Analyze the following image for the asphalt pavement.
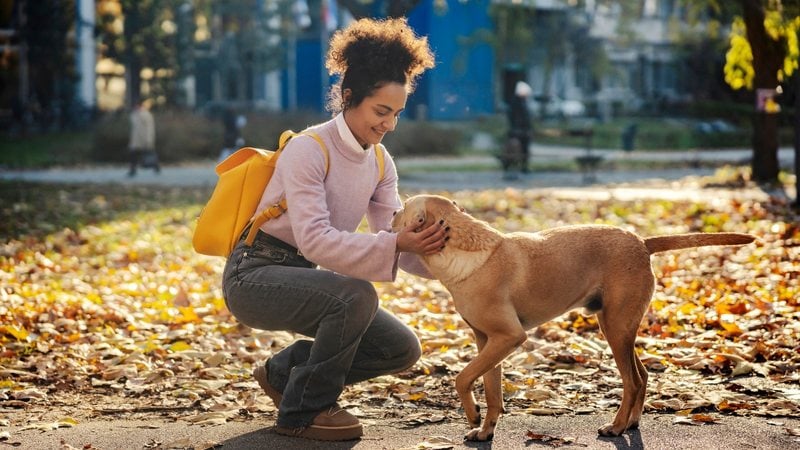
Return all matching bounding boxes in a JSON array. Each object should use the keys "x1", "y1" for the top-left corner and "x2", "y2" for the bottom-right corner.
[{"x1": 7, "y1": 409, "x2": 799, "y2": 449}]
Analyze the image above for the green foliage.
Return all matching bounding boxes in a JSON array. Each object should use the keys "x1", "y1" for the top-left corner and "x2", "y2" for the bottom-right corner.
[
  {"x1": 0, "y1": 132, "x2": 93, "y2": 168},
  {"x1": 487, "y1": 4, "x2": 537, "y2": 67},
  {"x1": 531, "y1": 115, "x2": 771, "y2": 151}
]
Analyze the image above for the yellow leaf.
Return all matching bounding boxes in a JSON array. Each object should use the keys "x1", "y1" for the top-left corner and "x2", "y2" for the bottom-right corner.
[
  {"x1": 169, "y1": 341, "x2": 192, "y2": 352},
  {"x1": 177, "y1": 306, "x2": 200, "y2": 323},
  {"x1": 503, "y1": 380, "x2": 519, "y2": 395},
  {"x1": 406, "y1": 392, "x2": 426, "y2": 401},
  {"x1": 0, "y1": 325, "x2": 29, "y2": 342}
]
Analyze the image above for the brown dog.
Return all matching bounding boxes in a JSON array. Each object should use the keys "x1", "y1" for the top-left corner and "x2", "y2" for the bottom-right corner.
[{"x1": 391, "y1": 194, "x2": 755, "y2": 441}]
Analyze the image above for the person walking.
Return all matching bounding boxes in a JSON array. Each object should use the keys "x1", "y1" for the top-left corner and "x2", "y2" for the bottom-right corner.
[
  {"x1": 127, "y1": 100, "x2": 159, "y2": 176},
  {"x1": 221, "y1": 17, "x2": 444, "y2": 441},
  {"x1": 504, "y1": 80, "x2": 532, "y2": 177}
]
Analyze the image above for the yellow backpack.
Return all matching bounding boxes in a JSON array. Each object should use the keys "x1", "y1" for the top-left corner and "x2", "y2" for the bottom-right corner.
[{"x1": 192, "y1": 130, "x2": 386, "y2": 257}]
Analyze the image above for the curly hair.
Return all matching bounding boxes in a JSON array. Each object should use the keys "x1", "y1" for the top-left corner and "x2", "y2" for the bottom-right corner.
[{"x1": 325, "y1": 17, "x2": 435, "y2": 113}]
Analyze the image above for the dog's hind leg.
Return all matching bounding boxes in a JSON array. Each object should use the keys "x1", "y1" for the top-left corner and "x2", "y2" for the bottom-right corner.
[
  {"x1": 595, "y1": 308, "x2": 649, "y2": 437},
  {"x1": 627, "y1": 349, "x2": 648, "y2": 429},
  {"x1": 457, "y1": 320, "x2": 526, "y2": 441}
]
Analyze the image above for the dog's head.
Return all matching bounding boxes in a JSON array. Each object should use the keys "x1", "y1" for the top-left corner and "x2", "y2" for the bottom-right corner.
[
  {"x1": 391, "y1": 194, "x2": 462, "y2": 233},
  {"x1": 392, "y1": 194, "x2": 501, "y2": 252}
]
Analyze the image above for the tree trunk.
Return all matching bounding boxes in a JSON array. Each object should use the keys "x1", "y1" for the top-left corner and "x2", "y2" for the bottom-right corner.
[
  {"x1": 387, "y1": 0, "x2": 423, "y2": 18},
  {"x1": 337, "y1": 0, "x2": 422, "y2": 19},
  {"x1": 123, "y1": 2, "x2": 142, "y2": 107},
  {"x1": 742, "y1": 0, "x2": 783, "y2": 184},
  {"x1": 795, "y1": 69, "x2": 800, "y2": 208}
]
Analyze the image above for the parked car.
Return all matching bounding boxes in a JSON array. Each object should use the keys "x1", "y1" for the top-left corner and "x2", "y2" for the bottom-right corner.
[
  {"x1": 694, "y1": 119, "x2": 738, "y2": 134},
  {"x1": 529, "y1": 97, "x2": 587, "y2": 118}
]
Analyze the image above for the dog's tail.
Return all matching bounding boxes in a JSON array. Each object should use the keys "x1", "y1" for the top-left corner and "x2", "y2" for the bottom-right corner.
[{"x1": 645, "y1": 232, "x2": 756, "y2": 255}]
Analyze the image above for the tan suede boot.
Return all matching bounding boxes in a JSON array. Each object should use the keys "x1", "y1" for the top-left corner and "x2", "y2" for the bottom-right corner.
[{"x1": 274, "y1": 406, "x2": 363, "y2": 441}]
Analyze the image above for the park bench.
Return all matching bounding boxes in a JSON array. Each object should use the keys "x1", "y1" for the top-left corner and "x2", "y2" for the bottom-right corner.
[
  {"x1": 568, "y1": 128, "x2": 603, "y2": 184},
  {"x1": 542, "y1": 127, "x2": 603, "y2": 183}
]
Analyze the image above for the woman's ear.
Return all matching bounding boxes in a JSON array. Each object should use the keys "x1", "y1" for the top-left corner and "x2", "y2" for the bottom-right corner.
[{"x1": 342, "y1": 88, "x2": 352, "y2": 108}]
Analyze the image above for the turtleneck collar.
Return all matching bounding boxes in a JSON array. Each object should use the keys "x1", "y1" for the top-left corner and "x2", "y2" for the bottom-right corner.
[{"x1": 335, "y1": 112, "x2": 374, "y2": 156}]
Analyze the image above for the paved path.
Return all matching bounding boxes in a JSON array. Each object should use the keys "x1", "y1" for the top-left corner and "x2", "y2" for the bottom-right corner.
[
  {"x1": 0, "y1": 146, "x2": 795, "y2": 194},
  {"x1": 8, "y1": 410, "x2": 799, "y2": 449}
]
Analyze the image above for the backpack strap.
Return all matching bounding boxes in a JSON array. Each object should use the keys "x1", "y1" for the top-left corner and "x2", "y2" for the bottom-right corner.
[
  {"x1": 280, "y1": 130, "x2": 330, "y2": 174},
  {"x1": 375, "y1": 143, "x2": 386, "y2": 181},
  {"x1": 244, "y1": 131, "x2": 329, "y2": 246}
]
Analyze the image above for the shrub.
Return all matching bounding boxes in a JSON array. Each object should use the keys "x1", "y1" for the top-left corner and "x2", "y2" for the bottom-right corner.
[
  {"x1": 92, "y1": 109, "x2": 219, "y2": 163},
  {"x1": 239, "y1": 110, "x2": 329, "y2": 150},
  {"x1": 90, "y1": 109, "x2": 463, "y2": 163},
  {"x1": 382, "y1": 120, "x2": 464, "y2": 156},
  {"x1": 0, "y1": 131, "x2": 93, "y2": 168},
  {"x1": 244, "y1": 112, "x2": 464, "y2": 157}
]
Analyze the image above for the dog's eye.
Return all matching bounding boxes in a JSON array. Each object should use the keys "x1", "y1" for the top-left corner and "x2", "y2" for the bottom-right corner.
[{"x1": 392, "y1": 211, "x2": 397, "y2": 216}]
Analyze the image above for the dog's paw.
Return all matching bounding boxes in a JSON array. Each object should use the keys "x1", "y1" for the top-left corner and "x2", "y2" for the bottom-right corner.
[
  {"x1": 597, "y1": 423, "x2": 624, "y2": 437},
  {"x1": 465, "y1": 404, "x2": 481, "y2": 428},
  {"x1": 464, "y1": 428, "x2": 494, "y2": 442}
]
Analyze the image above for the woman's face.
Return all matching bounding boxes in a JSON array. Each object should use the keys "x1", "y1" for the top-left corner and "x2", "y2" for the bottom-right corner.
[{"x1": 344, "y1": 82, "x2": 407, "y2": 148}]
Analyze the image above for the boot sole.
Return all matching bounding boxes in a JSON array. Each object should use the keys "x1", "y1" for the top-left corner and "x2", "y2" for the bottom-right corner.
[
  {"x1": 253, "y1": 364, "x2": 282, "y2": 406},
  {"x1": 274, "y1": 423, "x2": 363, "y2": 441}
]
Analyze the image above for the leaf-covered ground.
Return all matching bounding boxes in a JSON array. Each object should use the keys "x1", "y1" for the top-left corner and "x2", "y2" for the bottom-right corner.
[{"x1": 1, "y1": 177, "x2": 799, "y2": 439}]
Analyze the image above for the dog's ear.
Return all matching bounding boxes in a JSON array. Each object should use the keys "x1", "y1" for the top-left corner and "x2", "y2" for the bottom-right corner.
[
  {"x1": 401, "y1": 196, "x2": 429, "y2": 230},
  {"x1": 444, "y1": 205, "x2": 502, "y2": 252},
  {"x1": 418, "y1": 200, "x2": 436, "y2": 230}
]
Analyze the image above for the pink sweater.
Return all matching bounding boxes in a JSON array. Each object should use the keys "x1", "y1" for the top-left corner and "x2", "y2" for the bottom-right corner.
[{"x1": 255, "y1": 117, "x2": 430, "y2": 282}]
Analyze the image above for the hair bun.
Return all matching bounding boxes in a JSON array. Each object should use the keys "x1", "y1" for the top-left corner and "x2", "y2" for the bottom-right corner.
[{"x1": 326, "y1": 17, "x2": 434, "y2": 84}]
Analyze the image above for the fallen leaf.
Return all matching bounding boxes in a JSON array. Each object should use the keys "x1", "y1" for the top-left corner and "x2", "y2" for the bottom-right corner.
[
  {"x1": 398, "y1": 436, "x2": 456, "y2": 450},
  {"x1": 525, "y1": 430, "x2": 585, "y2": 447}
]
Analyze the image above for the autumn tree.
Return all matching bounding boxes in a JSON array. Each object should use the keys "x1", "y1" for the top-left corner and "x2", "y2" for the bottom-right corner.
[
  {"x1": 192, "y1": 0, "x2": 290, "y2": 103},
  {"x1": 97, "y1": 0, "x2": 296, "y2": 107},
  {"x1": 18, "y1": 0, "x2": 76, "y2": 130},
  {"x1": 96, "y1": 0, "x2": 182, "y2": 107},
  {"x1": 711, "y1": 0, "x2": 799, "y2": 184}
]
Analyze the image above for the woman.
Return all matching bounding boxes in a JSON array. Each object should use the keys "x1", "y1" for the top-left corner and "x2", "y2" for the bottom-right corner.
[{"x1": 222, "y1": 18, "x2": 443, "y2": 441}]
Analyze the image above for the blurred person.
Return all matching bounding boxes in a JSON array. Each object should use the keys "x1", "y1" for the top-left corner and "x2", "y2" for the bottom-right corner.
[
  {"x1": 219, "y1": 107, "x2": 247, "y2": 161},
  {"x1": 221, "y1": 17, "x2": 445, "y2": 441},
  {"x1": 127, "y1": 100, "x2": 159, "y2": 176},
  {"x1": 504, "y1": 80, "x2": 532, "y2": 177}
]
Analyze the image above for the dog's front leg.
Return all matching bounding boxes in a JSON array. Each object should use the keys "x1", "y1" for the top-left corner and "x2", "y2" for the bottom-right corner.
[
  {"x1": 457, "y1": 326, "x2": 525, "y2": 441},
  {"x1": 458, "y1": 328, "x2": 485, "y2": 433},
  {"x1": 473, "y1": 358, "x2": 504, "y2": 441}
]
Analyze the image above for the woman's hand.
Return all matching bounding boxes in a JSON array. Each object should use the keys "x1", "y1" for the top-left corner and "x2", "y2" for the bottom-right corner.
[{"x1": 396, "y1": 219, "x2": 449, "y2": 255}]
